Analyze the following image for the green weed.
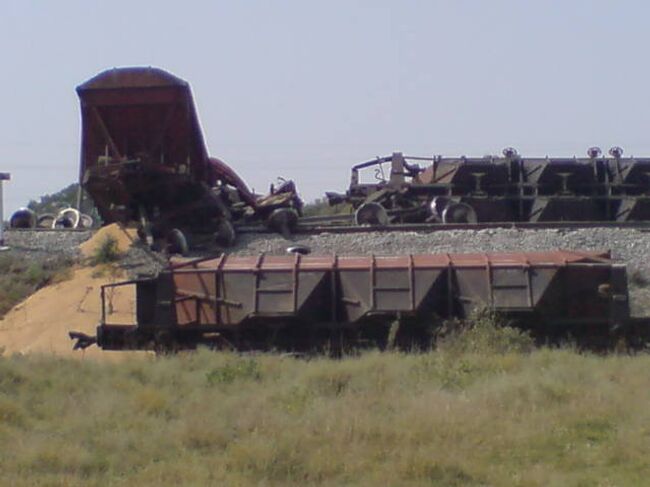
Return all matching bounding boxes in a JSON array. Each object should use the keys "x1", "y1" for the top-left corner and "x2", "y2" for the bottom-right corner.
[
  {"x1": 206, "y1": 358, "x2": 261, "y2": 385},
  {"x1": 0, "y1": 255, "x2": 74, "y2": 317},
  {"x1": 438, "y1": 308, "x2": 534, "y2": 355},
  {"x1": 89, "y1": 235, "x2": 121, "y2": 265}
]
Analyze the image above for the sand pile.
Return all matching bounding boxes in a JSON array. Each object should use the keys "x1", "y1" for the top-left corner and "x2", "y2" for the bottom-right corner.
[
  {"x1": 0, "y1": 267, "x2": 139, "y2": 360},
  {"x1": 0, "y1": 224, "x2": 146, "y2": 360},
  {"x1": 79, "y1": 223, "x2": 138, "y2": 259}
]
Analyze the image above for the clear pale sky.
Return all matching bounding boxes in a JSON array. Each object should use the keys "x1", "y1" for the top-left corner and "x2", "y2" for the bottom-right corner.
[{"x1": 2, "y1": 0, "x2": 650, "y2": 214}]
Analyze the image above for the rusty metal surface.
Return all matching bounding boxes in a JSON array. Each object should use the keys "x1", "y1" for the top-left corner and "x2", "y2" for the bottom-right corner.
[
  {"x1": 77, "y1": 67, "x2": 212, "y2": 188},
  {"x1": 330, "y1": 150, "x2": 650, "y2": 224},
  {"x1": 77, "y1": 67, "x2": 302, "y2": 249},
  {"x1": 169, "y1": 251, "x2": 618, "y2": 326},
  {"x1": 87, "y1": 250, "x2": 635, "y2": 351},
  {"x1": 170, "y1": 250, "x2": 607, "y2": 270},
  {"x1": 78, "y1": 67, "x2": 227, "y2": 230}
]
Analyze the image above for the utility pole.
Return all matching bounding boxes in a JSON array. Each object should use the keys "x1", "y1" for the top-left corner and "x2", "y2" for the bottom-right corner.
[{"x1": 0, "y1": 173, "x2": 10, "y2": 250}]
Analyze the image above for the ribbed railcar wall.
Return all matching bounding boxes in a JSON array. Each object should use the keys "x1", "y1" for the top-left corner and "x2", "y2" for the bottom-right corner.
[
  {"x1": 162, "y1": 251, "x2": 628, "y2": 329},
  {"x1": 92, "y1": 250, "x2": 634, "y2": 351}
]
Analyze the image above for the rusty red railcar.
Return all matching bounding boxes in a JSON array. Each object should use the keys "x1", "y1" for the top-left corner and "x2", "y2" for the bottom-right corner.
[
  {"x1": 76, "y1": 250, "x2": 640, "y2": 352},
  {"x1": 77, "y1": 67, "x2": 301, "y2": 250}
]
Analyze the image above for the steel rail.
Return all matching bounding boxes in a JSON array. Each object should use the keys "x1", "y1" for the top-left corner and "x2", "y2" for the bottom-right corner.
[{"x1": 237, "y1": 220, "x2": 650, "y2": 235}]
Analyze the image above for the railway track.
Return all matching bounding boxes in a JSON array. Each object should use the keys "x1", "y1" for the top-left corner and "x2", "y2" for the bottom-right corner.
[
  {"x1": 238, "y1": 219, "x2": 650, "y2": 235},
  {"x1": 8, "y1": 219, "x2": 650, "y2": 240},
  {"x1": 6, "y1": 228, "x2": 91, "y2": 233}
]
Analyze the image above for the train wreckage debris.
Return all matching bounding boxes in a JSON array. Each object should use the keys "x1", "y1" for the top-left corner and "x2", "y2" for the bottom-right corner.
[
  {"x1": 5, "y1": 66, "x2": 649, "y2": 353},
  {"x1": 326, "y1": 149, "x2": 650, "y2": 225},
  {"x1": 75, "y1": 67, "x2": 302, "y2": 251}
]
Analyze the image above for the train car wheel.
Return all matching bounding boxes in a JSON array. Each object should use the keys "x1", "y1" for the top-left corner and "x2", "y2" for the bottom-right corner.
[
  {"x1": 442, "y1": 202, "x2": 477, "y2": 224},
  {"x1": 36, "y1": 214, "x2": 56, "y2": 228},
  {"x1": 215, "y1": 220, "x2": 236, "y2": 247},
  {"x1": 354, "y1": 202, "x2": 389, "y2": 226},
  {"x1": 53, "y1": 208, "x2": 81, "y2": 229},
  {"x1": 166, "y1": 228, "x2": 189, "y2": 256},
  {"x1": 267, "y1": 208, "x2": 299, "y2": 238},
  {"x1": 10, "y1": 208, "x2": 37, "y2": 228}
]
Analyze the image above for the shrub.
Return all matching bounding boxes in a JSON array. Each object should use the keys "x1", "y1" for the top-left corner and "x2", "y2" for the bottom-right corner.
[
  {"x1": 90, "y1": 235, "x2": 121, "y2": 265},
  {"x1": 206, "y1": 358, "x2": 261, "y2": 385},
  {"x1": 438, "y1": 308, "x2": 534, "y2": 355},
  {"x1": 301, "y1": 198, "x2": 351, "y2": 217}
]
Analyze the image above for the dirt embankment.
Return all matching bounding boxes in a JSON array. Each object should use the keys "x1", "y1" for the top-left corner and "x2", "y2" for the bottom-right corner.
[{"x1": 0, "y1": 224, "x2": 145, "y2": 360}]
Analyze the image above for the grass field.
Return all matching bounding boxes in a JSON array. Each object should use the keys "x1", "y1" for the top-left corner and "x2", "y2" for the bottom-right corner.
[
  {"x1": 0, "y1": 254, "x2": 73, "y2": 318},
  {"x1": 2, "y1": 327, "x2": 650, "y2": 486}
]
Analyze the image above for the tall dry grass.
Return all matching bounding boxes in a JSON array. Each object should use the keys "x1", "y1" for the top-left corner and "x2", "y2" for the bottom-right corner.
[{"x1": 1, "y1": 339, "x2": 650, "y2": 486}]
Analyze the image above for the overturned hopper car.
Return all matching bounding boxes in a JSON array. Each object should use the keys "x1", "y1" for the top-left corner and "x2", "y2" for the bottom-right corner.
[
  {"x1": 70, "y1": 250, "x2": 647, "y2": 352},
  {"x1": 326, "y1": 149, "x2": 650, "y2": 225},
  {"x1": 77, "y1": 67, "x2": 302, "y2": 251}
]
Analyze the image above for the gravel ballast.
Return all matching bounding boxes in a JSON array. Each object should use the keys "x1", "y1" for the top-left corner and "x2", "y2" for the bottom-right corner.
[
  {"x1": 7, "y1": 227, "x2": 646, "y2": 269},
  {"x1": 4, "y1": 226, "x2": 650, "y2": 315},
  {"x1": 232, "y1": 227, "x2": 650, "y2": 271},
  {"x1": 3, "y1": 229, "x2": 93, "y2": 261}
]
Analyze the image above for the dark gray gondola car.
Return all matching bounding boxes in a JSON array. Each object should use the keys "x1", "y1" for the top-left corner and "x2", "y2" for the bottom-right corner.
[{"x1": 71, "y1": 250, "x2": 643, "y2": 352}]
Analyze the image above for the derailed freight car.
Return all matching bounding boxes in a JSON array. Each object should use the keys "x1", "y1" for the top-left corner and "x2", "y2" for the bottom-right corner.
[
  {"x1": 70, "y1": 250, "x2": 647, "y2": 352},
  {"x1": 77, "y1": 67, "x2": 302, "y2": 251},
  {"x1": 326, "y1": 149, "x2": 650, "y2": 225}
]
